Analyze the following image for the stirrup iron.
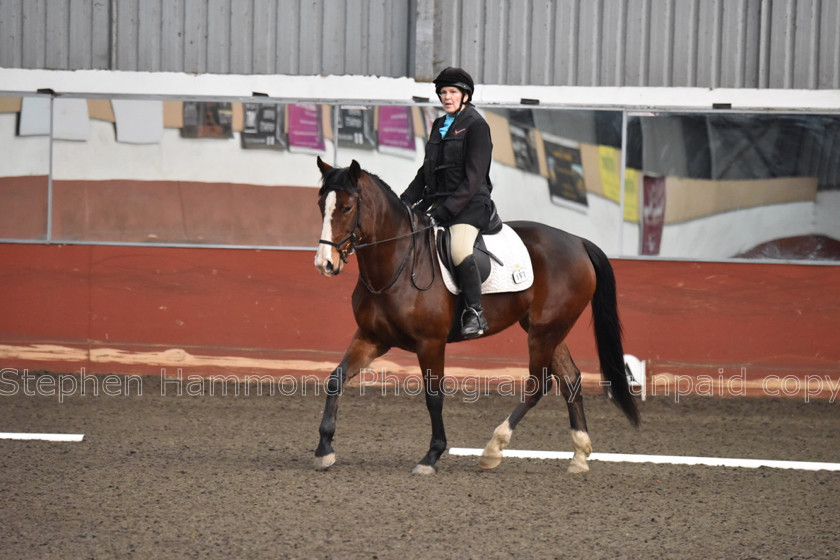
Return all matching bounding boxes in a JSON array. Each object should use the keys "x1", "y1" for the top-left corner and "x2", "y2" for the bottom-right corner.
[{"x1": 461, "y1": 306, "x2": 488, "y2": 339}]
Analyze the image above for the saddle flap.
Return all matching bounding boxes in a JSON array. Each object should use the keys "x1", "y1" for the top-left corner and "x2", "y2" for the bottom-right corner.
[
  {"x1": 435, "y1": 227, "x2": 491, "y2": 283},
  {"x1": 435, "y1": 224, "x2": 533, "y2": 295}
]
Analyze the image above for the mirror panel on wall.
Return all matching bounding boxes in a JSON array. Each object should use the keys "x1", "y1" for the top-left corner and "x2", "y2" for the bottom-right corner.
[
  {"x1": 483, "y1": 107, "x2": 625, "y2": 255},
  {"x1": 624, "y1": 111, "x2": 840, "y2": 261},
  {"x1": 49, "y1": 97, "x2": 332, "y2": 247},
  {"x1": 44, "y1": 98, "x2": 432, "y2": 248},
  {"x1": 1, "y1": 93, "x2": 837, "y2": 263},
  {"x1": 0, "y1": 94, "x2": 51, "y2": 241}
]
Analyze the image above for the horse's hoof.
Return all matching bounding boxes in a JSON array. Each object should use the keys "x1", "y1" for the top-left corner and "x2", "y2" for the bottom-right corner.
[
  {"x1": 478, "y1": 452, "x2": 503, "y2": 470},
  {"x1": 567, "y1": 457, "x2": 589, "y2": 473},
  {"x1": 479, "y1": 419, "x2": 511, "y2": 470},
  {"x1": 314, "y1": 453, "x2": 336, "y2": 471},
  {"x1": 411, "y1": 464, "x2": 437, "y2": 476}
]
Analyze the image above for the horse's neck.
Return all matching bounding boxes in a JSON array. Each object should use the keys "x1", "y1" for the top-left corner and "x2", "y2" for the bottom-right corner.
[
  {"x1": 356, "y1": 188, "x2": 414, "y2": 278},
  {"x1": 361, "y1": 187, "x2": 409, "y2": 245}
]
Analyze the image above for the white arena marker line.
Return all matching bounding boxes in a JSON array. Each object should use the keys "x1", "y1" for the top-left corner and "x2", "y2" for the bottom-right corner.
[
  {"x1": 448, "y1": 448, "x2": 840, "y2": 472},
  {"x1": 0, "y1": 433, "x2": 84, "y2": 442}
]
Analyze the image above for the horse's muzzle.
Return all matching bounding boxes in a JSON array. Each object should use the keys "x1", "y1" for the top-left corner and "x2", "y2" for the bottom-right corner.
[
  {"x1": 323, "y1": 261, "x2": 341, "y2": 276},
  {"x1": 314, "y1": 249, "x2": 342, "y2": 277}
]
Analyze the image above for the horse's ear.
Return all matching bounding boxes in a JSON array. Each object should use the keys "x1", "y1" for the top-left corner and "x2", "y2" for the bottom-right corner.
[
  {"x1": 348, "y1": 160, "x2": 361, "y2": 184},
  {"x1": 316, "y1": 156, "x2": 332, "y2": 176}
]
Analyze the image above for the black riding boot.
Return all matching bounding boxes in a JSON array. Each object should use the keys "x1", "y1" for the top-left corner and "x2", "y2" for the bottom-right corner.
[{"x1": 454, "y1": 255, "x2": 489, "y2": 339}]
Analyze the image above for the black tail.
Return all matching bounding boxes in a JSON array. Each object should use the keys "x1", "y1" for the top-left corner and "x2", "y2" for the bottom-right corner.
[{"x1": 583, "y1": 239, "x2": 640, "y2": 426}]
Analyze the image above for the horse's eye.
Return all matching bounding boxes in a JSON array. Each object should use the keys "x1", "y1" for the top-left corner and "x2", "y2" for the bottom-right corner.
[{"x1": 343, "y1": 205, "x2": 353, "y2": 214}]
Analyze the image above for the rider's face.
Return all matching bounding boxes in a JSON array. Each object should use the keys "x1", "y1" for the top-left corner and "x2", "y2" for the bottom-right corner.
[{"x1": 438, "y1": 87, "x2": 466, "y2": 115}]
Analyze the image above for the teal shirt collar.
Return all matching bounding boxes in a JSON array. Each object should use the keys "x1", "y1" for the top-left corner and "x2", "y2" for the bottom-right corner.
[{"x1": 439, "y1": 113, "x2": 458, "y2": 138}]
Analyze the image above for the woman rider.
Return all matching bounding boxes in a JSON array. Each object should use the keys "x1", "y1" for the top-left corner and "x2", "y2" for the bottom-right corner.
[{"x1": 400, "y1": 67, "x2": 498, "y2": 339}]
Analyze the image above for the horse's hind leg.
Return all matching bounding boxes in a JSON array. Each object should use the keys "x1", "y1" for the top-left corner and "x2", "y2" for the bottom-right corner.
[
  {"x1": 554, "y1": 342, "x2": 592, "y2": 473},
  {"x1": 479, "y1": 340, "x2": 592, "y2": 472},
  {"x1": 479, "y1": 335, "x2": 554, "y2": 470},
  {"x1": 315, "y1": 330, "x2": 387, "y2": 470}
]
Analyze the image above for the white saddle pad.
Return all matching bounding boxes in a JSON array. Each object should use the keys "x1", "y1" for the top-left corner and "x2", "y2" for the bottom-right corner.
[{"x1": 439, "y1": 224, "x2": 534, "y2": 295}]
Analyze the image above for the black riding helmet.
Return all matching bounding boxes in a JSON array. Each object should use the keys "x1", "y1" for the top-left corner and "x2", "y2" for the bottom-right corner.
[{"x1": 433, "y1": 67, "x2": 475, "y2": 102}]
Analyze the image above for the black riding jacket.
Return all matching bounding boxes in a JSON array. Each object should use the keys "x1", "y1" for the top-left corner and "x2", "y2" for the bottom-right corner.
[{"x1": 401, "y1": 105, "x2": 493, "y2": 225}]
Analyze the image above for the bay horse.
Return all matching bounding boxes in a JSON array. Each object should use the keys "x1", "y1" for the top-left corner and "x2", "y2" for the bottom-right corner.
[{"x1": 314, "y1": 158, "x2": 639, "y2": 475}]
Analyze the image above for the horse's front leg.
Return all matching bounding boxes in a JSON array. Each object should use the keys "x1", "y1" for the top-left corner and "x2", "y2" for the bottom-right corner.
[
  {"x1": 315, "y1": 330, "x2": 387, "y2": 470},
  {"x1": 411, "y1": 339, "x2": 447, "y2": 475}
]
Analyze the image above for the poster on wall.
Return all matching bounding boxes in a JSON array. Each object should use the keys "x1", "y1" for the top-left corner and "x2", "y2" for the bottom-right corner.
[
  {"x1": 181, "y1": 102, "x2": 233, "y2": 139},
  {"x1": 641, "y1": 174, "x2": 666, "y2": 255},
  {"x1": 18, "y1": 97, "x2": 91, "y2": 140},
  {"x1": 597, "y1": 145, "x2": 640, "y2": 222},
  {"x1": 112, "y1": 100, "x2": 164, "y2": 144},
  {"x1": 241, "y1": 103, "x2": 286, "y2": 150},
  {"x1": 622, "y1": 168, "x2": 640, "y2": 223},
  {"x1": 544, "y1": 137, "x2": 587, "y2": 207},
  {"x1": 509, "y1": 123, "x2": 540, "y2": 174},
  {"x1": 337, "y1": 106, "x2": 375, "y2": 149},
  {"x1": 597, "y1": 145, "x2": 622, "y2": 202},
  {"x1": 287, "y1": 104, "x2": 325, "y2": 152},
  {"x1": 377, "y1": 105, "x2": 416, "y2": 156}
]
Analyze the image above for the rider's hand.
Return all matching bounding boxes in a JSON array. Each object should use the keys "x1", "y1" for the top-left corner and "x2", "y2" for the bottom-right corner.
[{"x1": 429, "y1": 206, "x2": 449, "y2": 224}]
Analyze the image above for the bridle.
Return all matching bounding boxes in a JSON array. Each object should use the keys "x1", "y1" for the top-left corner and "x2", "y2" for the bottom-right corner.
[
  {"x1": 319, "y1": 187, "x2": 435, "y2": 294},
  {"x1": 318, "y1": 189, "x2": 363, "y2": 265}
]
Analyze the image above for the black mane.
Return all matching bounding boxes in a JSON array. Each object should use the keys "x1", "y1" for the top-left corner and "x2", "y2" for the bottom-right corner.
[{"x1": 319, "y1": 164, "x2": 402, "y2": 205}]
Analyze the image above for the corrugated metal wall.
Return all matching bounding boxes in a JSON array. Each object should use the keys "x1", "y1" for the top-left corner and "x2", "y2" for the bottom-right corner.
[
  {"x1": 439, "y1": 0, "x2": 840, "y2": 88},
  {"x1": 1, "y1": 0, "x2": 838, "y2": 88},
  {"x1": 0, "y1": 0, "x2": 412, "y2": 76}
]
